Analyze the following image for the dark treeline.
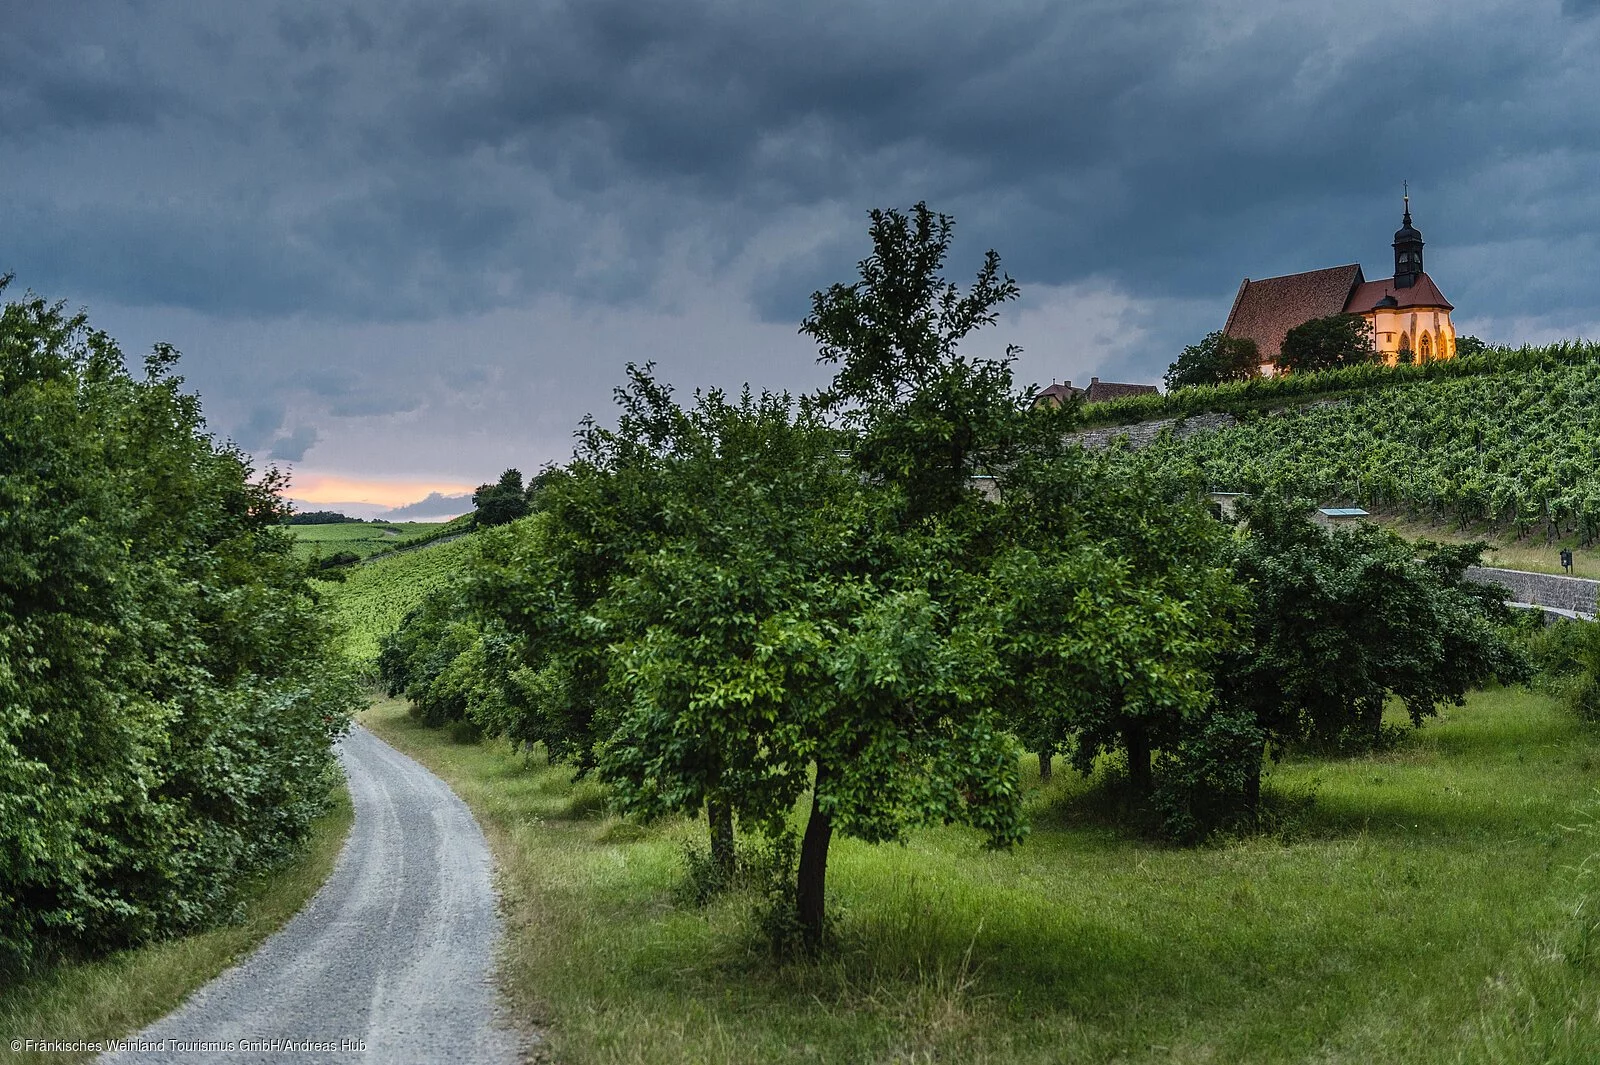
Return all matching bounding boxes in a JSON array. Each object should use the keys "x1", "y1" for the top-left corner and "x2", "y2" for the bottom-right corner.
[{"x1": 286, "y1": 510, "x2": 365, "y2": 525}]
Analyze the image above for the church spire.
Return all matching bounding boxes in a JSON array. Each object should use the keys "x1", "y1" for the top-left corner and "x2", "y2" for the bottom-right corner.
[{"x1": 1392, "y1": 183, "x2": 1424, "y2": 289}]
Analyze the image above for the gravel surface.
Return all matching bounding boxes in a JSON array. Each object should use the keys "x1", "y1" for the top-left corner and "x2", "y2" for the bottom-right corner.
[{"x1": 100, "y1": 727, "x2": 526, "y2": 1064}]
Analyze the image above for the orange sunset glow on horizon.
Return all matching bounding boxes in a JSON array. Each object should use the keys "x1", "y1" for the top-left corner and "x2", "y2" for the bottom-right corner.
[{"x1": 286, "y1": 473, "x2": 476, "y2": 508}]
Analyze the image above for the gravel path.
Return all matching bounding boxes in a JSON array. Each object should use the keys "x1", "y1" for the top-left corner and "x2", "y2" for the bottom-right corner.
[{"x1": 100, "y1": 727, "x2": 525, "y2": 1064}]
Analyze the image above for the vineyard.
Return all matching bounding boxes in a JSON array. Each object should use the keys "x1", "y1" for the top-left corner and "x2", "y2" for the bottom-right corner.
[
  {"x1": 316, "y1": 534, "x2": 479, "y2": 663},
  {"x1": 1131, "y1": 347, "x2": 1600, "y2": 542},
  {"x1": 288, "y1": 517, "x2": 468, "y2": 561}
]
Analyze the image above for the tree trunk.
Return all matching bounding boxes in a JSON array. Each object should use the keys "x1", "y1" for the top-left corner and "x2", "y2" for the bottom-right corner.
[
  {"x1": 707, "y1": 797, "x2": 735, "y2": 882},
  {"x1": 1038, "y1": 749, "x2": 1053, "y2": 783},
  {"x1": 1359, "y1": 697, "x2": 1385, "y2": 745},
  {"x1": 1243, "y1": 736, "x2": 1266, "y2": 816},
  {"x1": 796, "y1": 778, "x2": 834, "y2": 953},
  {"x1": 1124, "y1": 724, "x2": 1152, "y2": 799}
]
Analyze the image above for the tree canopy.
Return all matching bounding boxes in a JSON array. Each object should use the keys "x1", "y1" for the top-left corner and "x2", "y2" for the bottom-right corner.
[
  {"x1": 1164, "y1": 330, "x2": 1261, "y2": 390},
  {"x1": 1277, "y1": 314, "x2": 1377, "y2": 374},
  {"x1": 472, "y1": 467, "x2": 532, "y2": 527}
]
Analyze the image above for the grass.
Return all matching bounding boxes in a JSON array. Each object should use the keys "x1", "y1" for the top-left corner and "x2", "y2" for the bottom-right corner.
[
  {"x1": 0, "y1": 786, "x2": 353, "y2": 1065},
  {"x1": 361, "y1": 689, "x2": 1600, "y2": 1064},
  {"x1": 1373, "y1": 515, "x2": 1600, "y2": 579},
  {"x1": 287, "y1": 519, "x2": 463, "y2": 561}
]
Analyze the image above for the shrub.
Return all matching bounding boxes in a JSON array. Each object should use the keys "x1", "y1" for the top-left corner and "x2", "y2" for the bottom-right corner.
[{"x1": 0, "y1": 281, "x2": 359, "y2": 976}]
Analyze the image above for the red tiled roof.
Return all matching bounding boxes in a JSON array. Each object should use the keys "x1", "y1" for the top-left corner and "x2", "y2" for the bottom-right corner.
[
  {"x1": 1032, "y1": 382, "x2": 1077, "y2": 407},
  {"x1": 1033, "y1": 378, "x2": 1159, "y2": 407},
  {"x1": 1084, "y1": 379, "x2": 1158, "y2": 402},
  {"x1": 1223, "y1": 264, "x2": 1364, "y2": 359},
  {"x1": 1343, "y1": 272, "x2": 1453, "y2": 313}
]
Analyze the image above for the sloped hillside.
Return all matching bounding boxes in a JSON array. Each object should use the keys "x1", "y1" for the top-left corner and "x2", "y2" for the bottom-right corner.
[
  {"x1": 315, "y1": 534, "x2": 479, "y2": 663},
  {"x1": 1129, "y1": 347, "x2": 1600, "y2": 542}
]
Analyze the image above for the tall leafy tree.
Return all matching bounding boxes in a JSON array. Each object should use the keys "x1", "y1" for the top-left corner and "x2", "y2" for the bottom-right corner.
[
  {"x1": 801, "y1": 202, "x2": 1038, "y2": 524},
  {"x1": 989, "y1": 452, "x2": 1243, "y2": 797},
  {"x1": 472, "y1": 467, "x2": 531, "y2": 527},
  {"x1": 579, "y1": 371, "x2": 1024, "y2": 949},
  {"x1": 1277, "y1": 314, "x2": 1377, "y2": 374},
  {"x1": 1164, "y1": 330, "x2": 1261, "y2": 390},
  {"x1": 1220, "y1": 497, "x2": 1526, "y2": 799}
]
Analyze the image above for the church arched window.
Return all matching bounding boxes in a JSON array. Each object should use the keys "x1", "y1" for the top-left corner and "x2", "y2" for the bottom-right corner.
[
  {"x1": 1419, "y1": 332, "x2": 1432, "y2": 361},
  {"x1": 1399, "y1": 331, "x2": 1411, "y2": 356}
]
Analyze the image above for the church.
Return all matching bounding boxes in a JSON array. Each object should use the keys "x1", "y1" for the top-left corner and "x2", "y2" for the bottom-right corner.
[{"x1": 1222, "y1": 195, "x2": 1456, "y2": 372}]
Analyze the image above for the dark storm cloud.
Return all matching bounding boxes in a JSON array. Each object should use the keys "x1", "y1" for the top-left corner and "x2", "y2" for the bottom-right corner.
[{"x1": 4, "y1": 0, "x2": 1598, "y2": 376}]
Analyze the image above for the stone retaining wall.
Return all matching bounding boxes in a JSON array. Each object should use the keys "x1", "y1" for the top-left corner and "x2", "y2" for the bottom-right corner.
[
  {"x1": 1466, "y1": 566, "x2": 1599, "y2": 617},
  {"x1": 1070, "y1": 411, "x2": 1238, "y2": 451}
]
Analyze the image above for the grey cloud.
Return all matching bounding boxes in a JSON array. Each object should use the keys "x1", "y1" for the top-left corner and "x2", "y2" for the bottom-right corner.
[
  {"x1": 232, "y1": 403, "x2": 288, "y2": 452},
  {"x1": 268, "y1": 425, "x2": 320, "y2": 462},
  {"x1": 381, "y1": 492, "x2": 474, "y2": 520}
]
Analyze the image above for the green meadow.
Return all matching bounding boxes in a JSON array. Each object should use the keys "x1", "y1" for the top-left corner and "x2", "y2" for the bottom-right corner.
[
  {"x1": 362, "y1": 688, "x2": 1600, "y2": 1064},
  {"x1": 287, "y1": 518, "x2": 464, "y2": 561}
]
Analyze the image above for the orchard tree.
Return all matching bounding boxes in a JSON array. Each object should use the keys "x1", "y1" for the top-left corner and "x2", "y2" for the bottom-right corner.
[
  {"x1": 1276, "y1": 314, "x2": 1377, "y2": 374},
  {"x1": 500, "y1": 367, "x2": 1025, "y2": 950},
  {"x1": 988, "y1": 451, "x2": 1243, "y2": 798},
  {"x1": 1220, "y1": 496, "x2": 1527, "y2": 791},
  {"x1": 1164, "y1": 331, "x2": 1261, "y2": 390},
  {"x1": 801, "y1": 202, "x2": 1049, "y2": 525}
]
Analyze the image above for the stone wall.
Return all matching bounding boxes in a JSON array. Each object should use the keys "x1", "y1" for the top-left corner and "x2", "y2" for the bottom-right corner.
[
  {"x1": 1070, "y1": 411, "x2": 1239, "y2": 451},
  {"x1": 1466, "y1": 566, "x2": 1599, "y2": 618}
]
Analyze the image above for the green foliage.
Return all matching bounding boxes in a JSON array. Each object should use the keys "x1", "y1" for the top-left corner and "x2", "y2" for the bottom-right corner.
[
  {"x1": 986, "y1": 449, "x2": 1245, "y2": 801},
  {"x1": 473, "y1": 468, "x2": 532, "y2": 528},
  {"x1": 471, "y1": 359, "x2": 1032, "y2": 950},
  {"x1": 1133, "y1": 355, "x2": 1600, "y2": 542},
  {"x1": 1164, "y1": 330, "x2": 1261, "y2": 390},
  {"x1": 1523, "y1": 618, "x2": 1600, "y2": 721},
  {"x1": 285, "y1": 510, "x2": 362, "y2": 525},
  {"x1": 0, "y1": 281, "x2": 359, "y2": 976},
  {"x1": 1276, "y1": 313, "x2": 1377, "y2": 374},
  {"x1": 314, "y1": 534, "x2": 479, "y2": 664},
  {"x1": 1456, "y1": 334, "x2": 1488, "y2": 357},
  {"x1": 1221, "y1": 497, "x2": 1526, "y2": 751},
  {"x1": 801, "y1": 202, "x2": 1044, "y2": 523}
]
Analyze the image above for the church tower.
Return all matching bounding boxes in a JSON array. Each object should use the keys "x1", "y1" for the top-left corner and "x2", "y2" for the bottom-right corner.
[{"x1": 1392, "y1": 190, "x2": 1424, "y2": 289}]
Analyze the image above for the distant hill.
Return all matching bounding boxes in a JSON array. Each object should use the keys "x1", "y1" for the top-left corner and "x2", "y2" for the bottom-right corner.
[{"x1": 380, "y1": 492, "x2": 474, "y2": 522}]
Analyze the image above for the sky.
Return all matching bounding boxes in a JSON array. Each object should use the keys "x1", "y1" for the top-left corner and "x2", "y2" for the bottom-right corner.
[{"x1": 6, "y1": 0, "x2": 1599, "y2": 517}]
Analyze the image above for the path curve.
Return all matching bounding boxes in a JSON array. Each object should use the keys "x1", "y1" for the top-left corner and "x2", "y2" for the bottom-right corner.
[{"x1": 101, "y1": 727, "x2": 524, "y2": 1065}]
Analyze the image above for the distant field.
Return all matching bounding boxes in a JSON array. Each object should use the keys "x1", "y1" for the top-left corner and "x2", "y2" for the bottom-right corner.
[
  {"x1": 313, "y1": 534, "x2": 479, "y2": 664},
  {"x1": 287, "y1": 520, "x2": 460, "y2": 561}
]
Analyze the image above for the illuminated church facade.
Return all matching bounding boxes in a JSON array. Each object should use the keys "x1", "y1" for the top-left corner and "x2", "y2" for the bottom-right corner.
[{"x1": 1222, "y1": 195, "x2": 1456, "y2": 372}]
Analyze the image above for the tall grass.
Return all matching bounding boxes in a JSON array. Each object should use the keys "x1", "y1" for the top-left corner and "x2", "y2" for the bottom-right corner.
[{"x1": 363, "y1": 688, "x2": 1600, "y2": 1064}]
